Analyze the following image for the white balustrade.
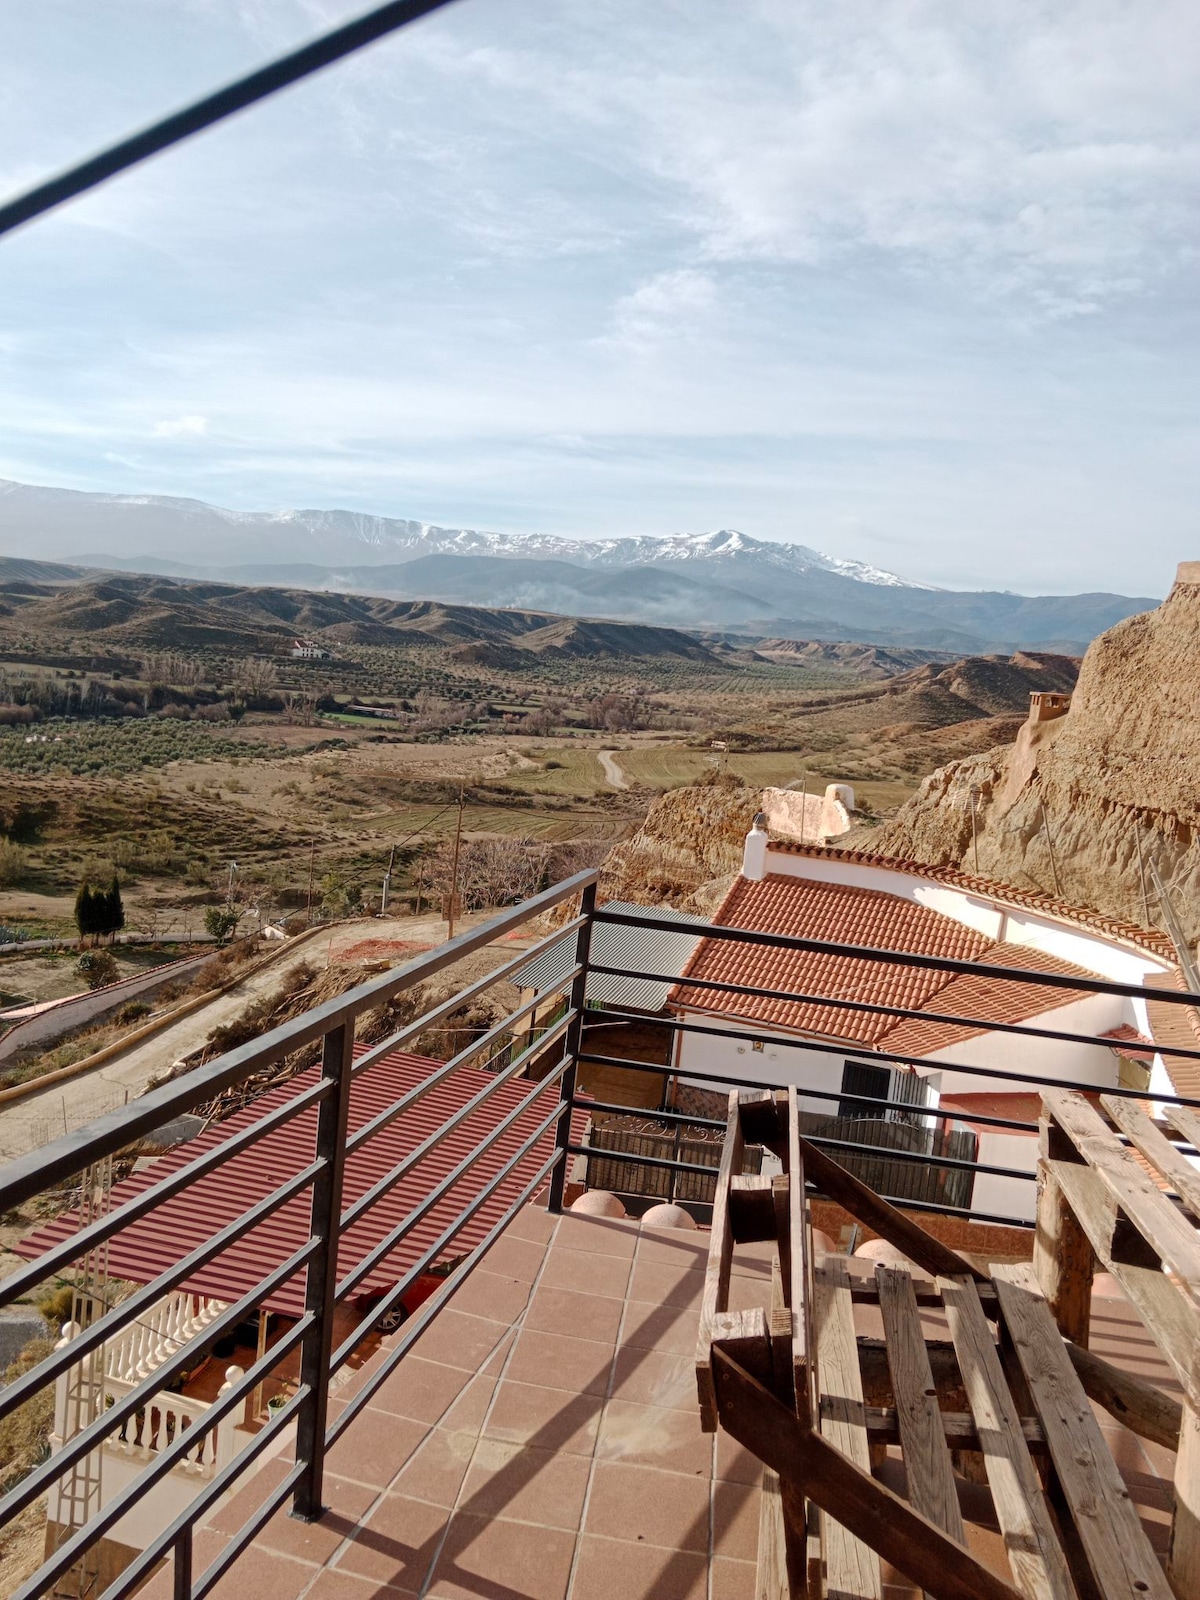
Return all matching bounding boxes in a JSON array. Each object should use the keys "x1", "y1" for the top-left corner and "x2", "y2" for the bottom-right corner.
[{"x1": 103, "y1": 1292, "x2": 228, "y2": 1385}]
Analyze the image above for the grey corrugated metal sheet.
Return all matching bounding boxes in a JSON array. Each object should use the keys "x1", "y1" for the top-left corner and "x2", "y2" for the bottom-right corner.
[{"x1": 515, "y1": 901, "x2": 707, "y2": 1013}]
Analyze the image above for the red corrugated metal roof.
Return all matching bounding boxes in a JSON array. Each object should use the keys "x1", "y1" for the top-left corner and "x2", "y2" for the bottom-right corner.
[{"x1": 17, "y1": 1048, "x2": 586, "y2": 1318}]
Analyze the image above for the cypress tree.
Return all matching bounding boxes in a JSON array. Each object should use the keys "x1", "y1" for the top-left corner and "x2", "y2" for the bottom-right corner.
[
  {"x1": 107, "y1": 875, "x2": 125, "y2": 940},
  {"x1": 74, "y1": 881, "x2": 96, "y2": 941}
]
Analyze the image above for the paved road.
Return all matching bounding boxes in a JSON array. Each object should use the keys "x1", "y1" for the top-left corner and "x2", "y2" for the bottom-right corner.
[
  {"x1": 598, "y1": 750, "x2": 629, "y2": 790},
  {"x1": 0, "y1": 912, "x2": 500, "y2": 1160}
]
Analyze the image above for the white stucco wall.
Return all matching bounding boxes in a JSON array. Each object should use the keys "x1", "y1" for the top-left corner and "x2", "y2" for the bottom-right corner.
[
  {"x1": 675, "y1": 1016, "x2": 846, "y2": 1115},
  {"x1": 914, "y1": 992, "x2": 1126, "y2": 1101},
  {"x1": 972, "y1": 1131, "x2": 1039, "y2": 1223}
]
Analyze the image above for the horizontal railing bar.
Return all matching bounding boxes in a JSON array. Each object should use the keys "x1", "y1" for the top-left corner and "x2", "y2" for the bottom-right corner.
[
  {"x1": 0, "y1": 1157, "x2": 320, "y2": 1430},
  {"x1": 1, "y1": 1242, "x2": 316, "y2": 1531},
  {"x1": 591, "y1": 904, "x2": 1199, "y2": 1006},
  {"x1": 344, "y1": 983, "x2": 574, "y2": 1156},
  {"x1": 0, "y1": 1076, "x2": 329, "y2": 1315},
  {"x1": 575, "y1": 1069, "x2": 1042, "y2": 1137},
  {"x1": 36, "y1": 1329, "x2": 311, "y2": 1600},
  {"x1": 0, "y1": 869, "x2": 597, "y2": 1208},
  {"x1": 578, "y1": 1006, "x2": 1200, "y2": 1109},
  {"x1": 348, "y1": 913, "x2": 585, "y2": 1082},
  {"x1": 340, "y1": 1010, "x2": 574, "y2": 1231},
  {"x1": 584, "y1": 958, "x2": 1200, "y2": 1063},
  {"x1": 564, "y1": 1141, "x2": 1033, "y2": 1231},
  {"x1": 572, "y1": 1131, "x2": 1030, "y2": 1186},
  {"x1": 330, "y1": 1098, "x2": 566, "y2": 1370},
  {"x1": 335, "y1": 1055, "x2": 571, "y2": 1306},
  {"x1": 326, "y1": 1146, "x2": 560, "y2": 1444}
]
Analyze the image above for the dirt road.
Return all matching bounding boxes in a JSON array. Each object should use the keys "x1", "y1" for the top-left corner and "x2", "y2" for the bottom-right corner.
[
  {"x1": 0, "y1": 910, "x2": 507, "y2": 1161},
  {"x1": 598, "y1": 750, "x2": 629, "y2": 790}
]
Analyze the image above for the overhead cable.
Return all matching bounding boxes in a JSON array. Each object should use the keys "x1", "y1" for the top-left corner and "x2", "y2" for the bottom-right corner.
[{"x1": 0, "y1": 0, "x2": 461, "y2": 240}]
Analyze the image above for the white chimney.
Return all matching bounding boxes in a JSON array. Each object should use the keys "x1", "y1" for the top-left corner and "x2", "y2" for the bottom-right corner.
[{"x1": 742, "y1": 813, "x2": 769, "y2": 880}]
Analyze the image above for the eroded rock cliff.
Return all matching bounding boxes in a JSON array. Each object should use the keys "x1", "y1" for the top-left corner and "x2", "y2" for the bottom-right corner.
[{"x1": 853, "y1": 563, "x2": 1200, "y2": 944}]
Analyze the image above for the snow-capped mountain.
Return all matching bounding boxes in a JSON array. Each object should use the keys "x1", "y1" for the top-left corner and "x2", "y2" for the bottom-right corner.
[
  {"x1": 0, "y1": 478, "x2": 1153, "y2": 651},
  {"x1": 0, "y1": 479, "x2": 920, "y2": 587}
]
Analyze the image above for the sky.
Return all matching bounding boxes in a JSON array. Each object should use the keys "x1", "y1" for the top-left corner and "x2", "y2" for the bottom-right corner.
[{"x1": 0, "y1": 0, "x2": 1197, "y2": 595}]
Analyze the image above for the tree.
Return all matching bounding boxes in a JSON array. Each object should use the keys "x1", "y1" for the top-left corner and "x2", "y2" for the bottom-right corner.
[
  {"x1": 204, "y1": 906, "x2": 240, "y2": 944},
  {"x1": 102, "y1": 875, "x2": 125, "y2": 941},
  {"x1": 74, "y1": 881, "x2": 99, "y2": 942}
]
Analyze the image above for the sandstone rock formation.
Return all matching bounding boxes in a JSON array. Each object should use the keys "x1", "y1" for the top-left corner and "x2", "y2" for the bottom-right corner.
[
  {"x1": 595, "y1": 776, "x2": 762, "y2": 910},
  {"x1": 853, "y1": 563, "x2": 1200, "y2": 945}
]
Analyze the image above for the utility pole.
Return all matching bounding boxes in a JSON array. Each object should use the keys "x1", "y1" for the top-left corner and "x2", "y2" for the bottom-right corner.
[
  {"x1": 969, "y1": 787, "x2": 980, "y2": 876},
  {"x1": 306, "y1": 839, "x2": 316, "y2": 927},
  {"x1": 798, "y1": 772, "x2": 808, "y2": 846},
  {"x1": 1039, "y1": 799, "x2": 1062, "y2": 899},
  {"x1": 1133, "y1": 823, "x2": 1152, "y2": 927},
  {"x1": 226, "y1": 861, "x2": 238, "y2": 906},
  {"x1": 415, "y1": 859, "x2": 425, "y2": 917},
  {"x1": 381, "y1": 845, "x2": 396, "y2": 917},
  {"x1": 447, "y1": 788, "x2": 464, "y2": 939}
]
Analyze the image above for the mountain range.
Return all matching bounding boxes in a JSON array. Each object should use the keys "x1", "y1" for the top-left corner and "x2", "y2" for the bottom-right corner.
[{"x1": 0, "y1": 478, "x2": 1157, "y2": 653}]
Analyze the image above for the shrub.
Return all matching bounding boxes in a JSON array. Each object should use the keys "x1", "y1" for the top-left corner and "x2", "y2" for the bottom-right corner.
[
  {"x1": 0, "y1": 1336, "x2": 56, "y2": 1489},
  {"x1": 77, "y1": 948, "x2": 119, "y2": 989},
  {"x1": 0, "y1": 838, "x2": 26, "y2": 887}
]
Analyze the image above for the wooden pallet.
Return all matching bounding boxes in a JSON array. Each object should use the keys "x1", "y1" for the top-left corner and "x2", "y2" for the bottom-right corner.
[{"x1": 696, "y1": 1088, "x2": 1187, "y2": 1600}]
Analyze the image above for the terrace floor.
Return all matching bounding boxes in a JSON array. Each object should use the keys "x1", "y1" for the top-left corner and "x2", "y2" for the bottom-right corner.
[{"x1": 139, "y1": 1206, "x2": 1179, "y2": 1600}]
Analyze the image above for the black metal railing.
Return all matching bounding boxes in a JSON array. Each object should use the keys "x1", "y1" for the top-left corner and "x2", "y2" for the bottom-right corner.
[
  {"x1": 0, "y1": 871, "x2": 596, "y2": 1600},
  {"x1": 2, "y1": 871, "x2": 1200, "y2": 1597}
]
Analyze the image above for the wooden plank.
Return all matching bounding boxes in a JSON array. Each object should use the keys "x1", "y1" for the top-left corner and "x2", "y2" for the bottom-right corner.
[
  {"x1": 1170, "y1": 1383, "x2": 1200, "y2": 1600},
  {"x1": 768, "y1": 1252, "x2": 808, "y2": 1597},
  {"x1": 849, "y1": 1276, "x2": 1001, "y2": 1312},
  {"x1": 1064, "y1": 1339, "x2": 1182, "y2": 1453},
  {"x1": 787, "y1": 1088, "x2": 813, "y2": 1429},
  {"x1": 992, "y1": 1263, "x2": 1174, "y2": 1600},
  {"x1": 875, "y1": 1265, "x2": 965, "y2": 1545},
  {"x1": 1034, "y1": 1129, "x2": 1094, "y2": 1348},
  {"x1": 696, "y1": 1090, "x2": 745, "y2": 1431},
  {"x1": 1100, "y1": 1093, "x2": 1200, "y2": 1223},
  {"x1": 1043, "y1": 1090, "x2": 1200, "y2": 1304},
  {"x1": 1162, "y1": 1101, "x2": 1200, "y2": 1158},
  {"x1": 846, "y1": 1402, "x2": 1046, "y2": 1452},
  {"x1": 798, "y1": 1132, "x2": 987, "y2": 1283},
  {"x1": 1050, "y1": 1157, "x2": 1196, "y2": 1392},
  {"x1": 711, "y1": 1345, "x2": 1025, "y2": 1600},
  {"x1": 815, "y1": 1255, "x2": 882, "y2": 1600},
  {"x1": 938, "y1": 1273, "x2": 1078, "y2": 1600},
  {"x1": 757, "y1": 1466, "x2": 790, "y2": 1600}
]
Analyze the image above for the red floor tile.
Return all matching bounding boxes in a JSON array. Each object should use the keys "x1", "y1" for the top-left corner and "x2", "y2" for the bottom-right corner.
[
  {"x1": 627, "y1": 1260, "x2": 706, "y2": 1310},
  {"x1": 406, "y1": 1308, "x2": 515, "y2": 1374},
  {"x1": 538, "y1": 1245, "x2": 634, "y2": 1300},
  {"x1": 596, "y1": 1400, "x2": 713, "y2": 1476},
  {"x1": 390, "y1": 1427, "x2": 478, "y2": 1508},
  {"x1": 569, "y1": 1533, "x2": 709, "y2": 1600},
  {"x1": 335, "y1": 1491, "x2": 450, "y2": 1589},
  {"x1": 484, "y1": 1379, "x2": 603, "y2": 1456},
  {"x1": 525, "y1": 1284, "x2": 625, "y2": 1342},
  {"x1": 427, "y1": 1511, "x2": 576, "y2": 1599},
  {"x1": 583, "y1": 1462, "x2": 711, "y2": 1552},
  {"x1": 609, "y1": 1346, "x2": 700, "y2": 1412},
  {"x1": 505, "y1": 1328, "x2": 614, "y2": 1395},
  {"x1": 461, "y1": 1438, "x2": 591, "y2": 1529}
]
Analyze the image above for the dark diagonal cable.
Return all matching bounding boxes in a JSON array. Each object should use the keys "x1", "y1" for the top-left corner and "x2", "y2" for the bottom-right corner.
[{"x1": 0, "y1": 0, "x2": 462, "y2": 240}]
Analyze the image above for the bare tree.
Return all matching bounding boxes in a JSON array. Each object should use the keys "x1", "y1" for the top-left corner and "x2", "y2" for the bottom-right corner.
[
  {"x1": 426, "y1": 837, "x2": 550, "y2": 912},
  {"x1": 236, "y1": 657, "x2": 280, "y2": 696}
]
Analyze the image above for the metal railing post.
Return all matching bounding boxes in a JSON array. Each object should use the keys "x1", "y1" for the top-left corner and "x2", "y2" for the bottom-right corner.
[
  {"x1": 548, "y1": 881, "x2": 597, "y2": 1213},
  {"x1": 292, "y1": 1022, "x2": 354, "y2": 1521}
]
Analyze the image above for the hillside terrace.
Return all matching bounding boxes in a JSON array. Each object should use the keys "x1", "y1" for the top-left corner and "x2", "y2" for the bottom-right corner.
[{"x1": 0, "y1": 866, "x2": 1197, "y2": 1599}]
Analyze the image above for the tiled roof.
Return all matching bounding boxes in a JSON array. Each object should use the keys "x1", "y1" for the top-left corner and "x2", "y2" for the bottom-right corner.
[
  {"x1": 765, "y1": 839, "x2": 1176, "y2": 962},
  {"x1": 874, "y1": 942, "x2": 1096, "y2": 1059},
  {"x1": 670, "y1": 873, "x2": 991, "y2": 1047},
  {"x1": 670, "y1": 873, "x2": 1109, "y2": 1058},
  {"x1": 1099, "y1": 1023, "x2": 1158, "y2": 1063}
]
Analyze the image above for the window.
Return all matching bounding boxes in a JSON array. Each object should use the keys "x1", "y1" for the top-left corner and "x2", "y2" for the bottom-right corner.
[{"x1": 839, "y1": 1060, "x2": 890, "y2": 1118}]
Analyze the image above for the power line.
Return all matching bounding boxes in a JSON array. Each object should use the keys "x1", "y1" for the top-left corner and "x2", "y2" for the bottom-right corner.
[{"x1": 0, "y1": 0, "x2": 461, "y2": 241}]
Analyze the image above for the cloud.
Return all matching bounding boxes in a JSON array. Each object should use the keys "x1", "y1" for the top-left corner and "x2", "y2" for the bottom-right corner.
[
  {"x1": 605, "y1": 269, "x2": 719, "y2": 351},
  {"x1": 152, "y1": 415, "x2": 209, "y2": 438}
]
